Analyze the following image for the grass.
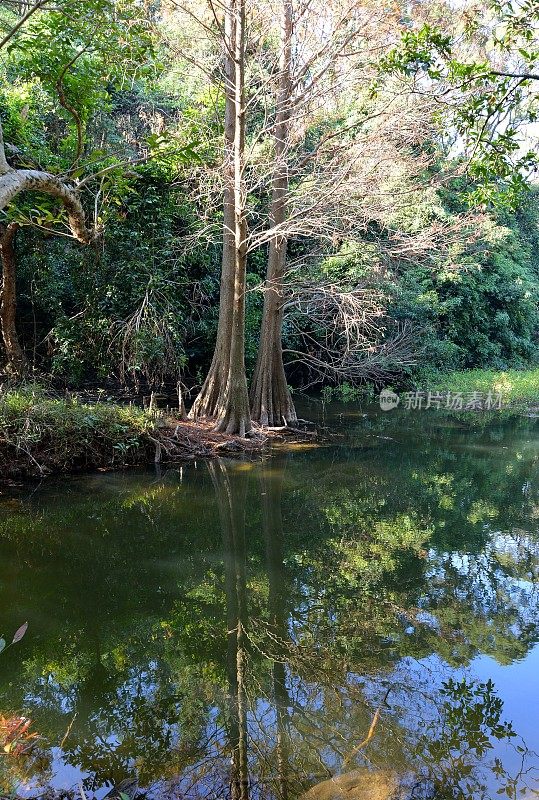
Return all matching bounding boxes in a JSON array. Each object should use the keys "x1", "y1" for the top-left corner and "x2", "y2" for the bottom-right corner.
[
  {"x1": 417, "y1": 368, "x2": 539, "y2": 408},
  {"x1": 319, "y1": 369, "x2": 539, "y2": 414},
  {"x1": 0, "y1": 386, "x2": 268, "y2": 479},
  {"x1": 0, "y1": 387, "x2": 157, "y2": 477}
]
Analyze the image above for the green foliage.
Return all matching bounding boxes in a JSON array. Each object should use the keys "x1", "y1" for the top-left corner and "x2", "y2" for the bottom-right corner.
[
  {"x1": 0, "y1": 386, "x2": 157, "y2": 474},
  {"x1": 417, "y1": 367, "x2": 539, "y2": 407},
  {"x1": 0, "y1": 0, "x2": 538, "y2": 395},
  {"x1": 5, "y1": 0, "x2": 156, "y2": 164},
  {"x1": 388, "y1": 193, "x2": 539, "y2": 375},
  {"x1": 321, "y1": 383, "x2": 376, "y2": 403},
  {"x1": 381, "y1": 1, "x2": 539, "y2": 208}
]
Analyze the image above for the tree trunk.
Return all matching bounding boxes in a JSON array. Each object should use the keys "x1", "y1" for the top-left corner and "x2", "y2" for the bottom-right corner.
[
  {"x1": 250, "y1": 0, "x2": 297, "y2": 427},
  {"x1": 215, "y1": 0, "x2": 251, "y2": 435},
  {"x1": 0, "y1": 222, "x2": 26, "y2": 376},
  {"x1": 0, "y1": 170, "x2": 95, "y2": 244},
  {"x1": 191, "y1": 0, "x2": 252, "y2": 436},
  {"x1": 0, "y1": 121, "x2": 96, "y2": 245},
  {"x1": 188, "y1": 4, "x2": 237, "y2": 422},
  {"x1": 209, "y1": 460, "x2": 250, "y2": 800}
]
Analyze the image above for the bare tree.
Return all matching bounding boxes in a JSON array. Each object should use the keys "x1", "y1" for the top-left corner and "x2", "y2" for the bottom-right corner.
[
  {"x1": 249, "y1": 0, "x2": 296, "y2": 427},
  {"x1": 171, "y1": 0, "x2": 483, "y2": 429},
  {"x1": 246, "y1": 0, "x2": 451, "y2": 422},
  {"x1": 189, "y1": 0, "x2": 252, "y2": 436}
]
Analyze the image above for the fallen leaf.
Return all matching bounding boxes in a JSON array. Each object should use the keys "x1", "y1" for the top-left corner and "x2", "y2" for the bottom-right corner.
[{"x1": 12, "y1": 623, "x2": 28, "y2": 644}]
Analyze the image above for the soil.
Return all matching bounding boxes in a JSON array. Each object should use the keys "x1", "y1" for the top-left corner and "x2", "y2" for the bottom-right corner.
[{"x1": 0, "y1": 415, "x2": 320, "y2": 481}]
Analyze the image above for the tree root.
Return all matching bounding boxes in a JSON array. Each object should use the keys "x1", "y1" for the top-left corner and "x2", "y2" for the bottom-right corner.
[{"x1": 0, "y1": 407, "x2": 320, "y2": 481}]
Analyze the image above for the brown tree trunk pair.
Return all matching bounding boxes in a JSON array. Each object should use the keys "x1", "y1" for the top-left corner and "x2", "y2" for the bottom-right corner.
[
  {"x1": 189, "y1": 0, "x2": 251, "y2": 436},
  {"x1": 191, "y1": 0, "x2": 297, "y2": 433},
  {"x1": 0, "y1": 222, "x2": 26, "y2": 376}
]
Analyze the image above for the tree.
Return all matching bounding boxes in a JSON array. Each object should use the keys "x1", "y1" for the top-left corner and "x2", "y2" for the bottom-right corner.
[
  {"x1": 186, "y1": 0, "x2": 450, "y2": 429},
  {"x1": 0, "y1": 117, "x2": 97, "y2": 373},
  {"x1": 249, "y1": 0, "x2": 296, "y2": 427},
  {"x1": 246, "y1": 0, "x2": 485, "y2": 419},
  {"x1": 189, "y1": 0, "x2": 252, "y2": 436},
  {"x1": 0, "y1": 0, "x2": 154, "y2": 376}
]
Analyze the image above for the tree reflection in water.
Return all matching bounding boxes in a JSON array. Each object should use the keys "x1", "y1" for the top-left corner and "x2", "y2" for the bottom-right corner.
[
  {"x1": 173, "y1": 458, "x2": 538, "y2": 800},
  {"x1": 0, "y1": 411, "x2": 538, "y2": 799}
]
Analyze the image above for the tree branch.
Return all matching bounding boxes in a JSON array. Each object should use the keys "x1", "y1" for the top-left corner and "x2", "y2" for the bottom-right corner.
[{"x1": 0, "y1": 0, "x2": 50, "y2": 50}]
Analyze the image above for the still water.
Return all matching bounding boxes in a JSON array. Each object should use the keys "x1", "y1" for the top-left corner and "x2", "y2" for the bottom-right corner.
[{"x1": 0, "y1": 404, "x2": 538, "y2": 799}]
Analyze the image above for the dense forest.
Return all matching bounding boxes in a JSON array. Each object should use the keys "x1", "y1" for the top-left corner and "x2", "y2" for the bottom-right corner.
[{"x1": 0, "y1": 0, "x2": 538, "y2": 436}]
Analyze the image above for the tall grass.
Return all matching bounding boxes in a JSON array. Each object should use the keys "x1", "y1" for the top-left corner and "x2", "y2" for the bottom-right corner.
[
  {"x1": 420, "y1": 368, "x2": 539, "y2": 405},
  {"x1": 0, "y1": 387, "x2": 157, "y2": 476}
]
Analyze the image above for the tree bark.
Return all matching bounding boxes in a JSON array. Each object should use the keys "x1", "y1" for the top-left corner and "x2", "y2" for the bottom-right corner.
[
  {"x1": 214, "y1": 0, "x2": 251, "y2": 436},
  {"x1": 0, "y1": 120, "x2": 96, "y2": 245},
  {"x1": 189, "y1": 3, "x2": 237, "y2": 422},
  {"x1": 190, "y1": 0, "x2": 252, "y2": 436},
  {"x1": 250, "y1": 0, "x2": 297, "y2": 427},
  {"x1": 0, "y1": 170, "x2": 95, "y2": 244},
  {"x1": 0, "y1": 222, "x2": 26, "y2": 375}
]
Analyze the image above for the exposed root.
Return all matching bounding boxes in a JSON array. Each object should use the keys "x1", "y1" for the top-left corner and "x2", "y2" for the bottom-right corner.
[{"x1": 0, "y1": 409, "x2": 319, "y2": 480}]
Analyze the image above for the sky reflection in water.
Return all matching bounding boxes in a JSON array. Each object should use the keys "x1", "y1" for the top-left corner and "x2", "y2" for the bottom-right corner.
[{"x1": 0, "y1": 404, "x2": 538, "y2": 799}]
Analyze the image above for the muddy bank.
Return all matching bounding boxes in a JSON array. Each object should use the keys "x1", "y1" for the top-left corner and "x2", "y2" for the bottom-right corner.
[
  {"x1": 0, "y1": 417, "x2": 258, "y2": 479},
  {"x1": 0, "y1": 389, "x2": 318, "y2": 479}
]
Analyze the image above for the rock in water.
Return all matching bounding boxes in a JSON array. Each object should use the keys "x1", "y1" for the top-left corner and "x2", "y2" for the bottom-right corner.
[{"x1": 300, "y1": 769, "x2": 400, "y2": 800}]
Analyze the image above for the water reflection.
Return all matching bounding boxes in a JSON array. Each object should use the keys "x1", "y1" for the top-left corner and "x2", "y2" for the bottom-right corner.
[{"x1": 0, "y1": 409, "x2": 538, "y2": 798}]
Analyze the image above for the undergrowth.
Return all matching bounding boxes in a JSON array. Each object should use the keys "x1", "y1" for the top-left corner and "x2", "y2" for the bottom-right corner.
[
  {"x1": 0, "y1": 387, "x2": 156, "y2": 476},
  {"x1": 0, "y1": 386, "x2": 271, "y2": 479},
  {"x1": 319, "y1": 369, "x2": 539, "y2": 412},
  {"x1": 418, "y1": 368, "x2": 539, "y2": 406}
]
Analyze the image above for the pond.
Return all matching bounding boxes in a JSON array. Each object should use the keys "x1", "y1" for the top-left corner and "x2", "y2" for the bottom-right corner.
[{"x1": 0, "y1": 403, "x2": 538, "y2": 799}]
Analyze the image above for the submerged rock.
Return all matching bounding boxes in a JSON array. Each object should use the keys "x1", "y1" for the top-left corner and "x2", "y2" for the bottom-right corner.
[{"x1": 300, "y1": 769, "x2": 401, "y2": 800}]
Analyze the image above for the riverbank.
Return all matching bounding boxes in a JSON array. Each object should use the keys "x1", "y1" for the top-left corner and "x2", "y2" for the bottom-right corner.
[
  {"x1": 2, "y1": 369, "x2": 537, "y2": 479},
  {"x1": 0, "y1": 388, "x2": 273, "y2": 479},
  {"x1": 322, "y1": 368, "x2": 539, "y2": 412},
  {"x1": 417, "y1": 367, "x2": 539, "y2": 410}
]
